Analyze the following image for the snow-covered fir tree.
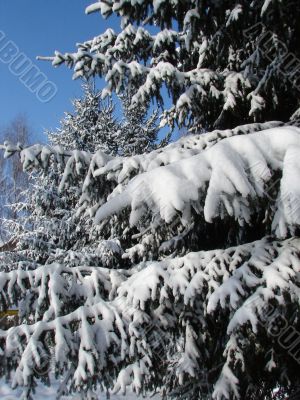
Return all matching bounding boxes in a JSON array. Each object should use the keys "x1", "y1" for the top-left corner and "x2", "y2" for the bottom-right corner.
[
  {"x1": 1, "y1": 84, "x2": 119, "y2": 270},
  {"x1": 3, "y1": 120, "x2": 300, "y2": 400},
  {"x1": 40, "y1": 0, "x2": 300, "y2": 130},
  {"x1": 49, "y1": 82, "x2": 121, "y2": 154},
  {"x1": 3, "y1": 82, "x2": 162, "y2": 270},
  {"x1": 1, "y1": 1, "x2": 300, "y2": 400},
  {"x1": 118, "y1": 90, "x2": 164, "y2": 156}
]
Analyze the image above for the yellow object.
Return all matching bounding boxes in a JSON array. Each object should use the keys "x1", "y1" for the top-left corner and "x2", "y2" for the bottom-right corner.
[{"x1": 0, "y1": 310, "x2": 18, "y2": 318}]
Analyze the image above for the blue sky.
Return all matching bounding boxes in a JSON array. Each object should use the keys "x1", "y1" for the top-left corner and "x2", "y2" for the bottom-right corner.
[{"x1": 0, "y1": 1, "x2": 121, "y2": 141}]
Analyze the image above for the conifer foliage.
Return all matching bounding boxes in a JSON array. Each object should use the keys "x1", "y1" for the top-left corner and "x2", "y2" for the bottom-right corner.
[
  {"x1": 1, "y1": 1, "x2": 300, "y2": 400},
  {"x1": 2, "y1": 121, "x2": 300, "y2": 399},
  {"x1": 41, "y1": 0, "x2": 300, "y2": 130},
  {"x1": 118, "y1": 90, "x2": 162, "y2": 156},
  {"x1": 2, "y1": 83, "x2": 162, "y2": 270},
  {"x1": 49, "y1": 82, "x2": 120, "y2": 154}
]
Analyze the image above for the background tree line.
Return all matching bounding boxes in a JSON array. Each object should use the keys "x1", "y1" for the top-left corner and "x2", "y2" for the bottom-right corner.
[{"x1": 0, "y1": 115, "x2": 30, "y2": 244}]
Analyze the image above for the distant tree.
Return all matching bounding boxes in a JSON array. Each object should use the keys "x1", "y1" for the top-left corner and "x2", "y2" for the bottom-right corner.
[
  {"x1": 0, "y1": 115, "x2": 30, "y2": 242},
  {"x1": 7, "y1": 84, "x2": 120, "y2": 265},
  {"x1": 49, "y1": 82, "x2": 121, "y2": 154},
  {"x1": 49, "y1": 83, "x2": 165, "y2": 156},
  {"x1": 1, "y1": 83, "x2": 164, "y2": 267},
  {"x1": 119, "y1": 90, "x2": 165, "y2": 156}
]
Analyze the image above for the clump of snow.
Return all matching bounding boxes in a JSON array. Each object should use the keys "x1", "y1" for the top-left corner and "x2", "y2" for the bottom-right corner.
[
  {"x1": 95, "y1": 126, "x2": 300, "y2": 239},
  {"x1": 0, "y1": 378, "x2": 158, "y2": 399}
]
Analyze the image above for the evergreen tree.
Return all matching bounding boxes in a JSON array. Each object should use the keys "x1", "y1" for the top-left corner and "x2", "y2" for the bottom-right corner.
[
  {"x1": 2, "y1": 84, "x2": 123, "y2": 269},
  {"x1": 119, "y1": 90, "x2": 163, "y2": 156},
  {"x1": 49, "y1": 82, "x2": 121, "y2": 154},
  {"x1": 40, "y1": 0, "x2": 300, "y2": 130},
  {"x1": 0, "y1": 82, "x2": 163, "y2": 272},
  {"x1": 1, "y1": 1, "x2": 300, "y2": 400},
  {"x1": 2, "y1": 120, "x2": 300, "y2": 400}
]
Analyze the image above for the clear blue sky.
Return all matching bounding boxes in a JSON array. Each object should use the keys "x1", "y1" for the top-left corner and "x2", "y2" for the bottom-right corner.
[{"x1": 0, "y1": 1, "x2": 121, "y2": 141}]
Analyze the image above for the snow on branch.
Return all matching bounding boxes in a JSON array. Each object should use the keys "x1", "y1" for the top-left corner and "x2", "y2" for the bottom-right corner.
[
  {"x1": 80, "y1": 120, "x2": 283, "y2": 188},
  {"x1": 0, "y1": 262, "x2": 129, "y2": 320},
  {"x1": 1, "y1": 121, "x2": 288, "y2": 263},
  {"x1": 1, "y1": 142, "x2": 92, "y2": 191},
  {"x1": 1, "y1": 236, "x2": 299, "y2": 398},
  {"x1": 37, "y1": 1, "x2": 300, "y2": 128},
  {"x1": 94, "y1": 126, "x2": 300, "y2": 238},
  {"x1": 1, "y1": 120, "x2": 282, "y2": 190}
]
